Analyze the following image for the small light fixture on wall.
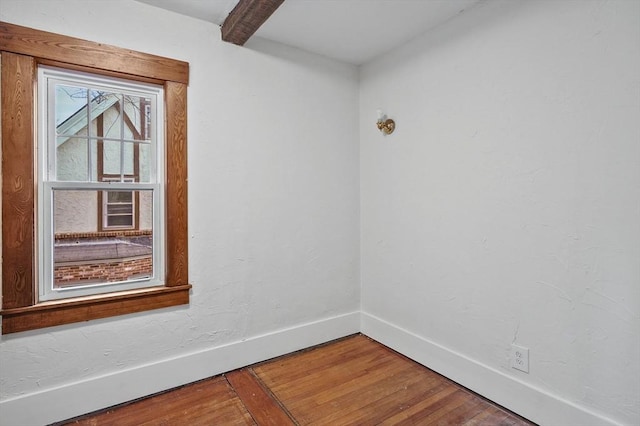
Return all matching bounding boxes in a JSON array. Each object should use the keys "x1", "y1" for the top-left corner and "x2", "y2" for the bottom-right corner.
[{"x1": 376, "y1": 109, "x2": 396, "y2": 135}]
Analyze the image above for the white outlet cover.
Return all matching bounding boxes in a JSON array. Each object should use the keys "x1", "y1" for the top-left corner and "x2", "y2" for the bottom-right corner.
[{"x1": 511, "y1": 344, "x2": 530, "y2": 373}]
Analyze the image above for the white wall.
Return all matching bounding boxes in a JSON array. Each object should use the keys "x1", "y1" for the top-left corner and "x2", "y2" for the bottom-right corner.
[
  {"x1": 0, "y1": 1, "x2": 360, "y2": 424},
  {"x1": 360, "y1": 1, "x2": 639, "y2": 425}
]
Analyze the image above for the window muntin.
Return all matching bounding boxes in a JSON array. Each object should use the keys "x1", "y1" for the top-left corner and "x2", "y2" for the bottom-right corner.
[{"x1": 38, "y1": 66, "x2": 164, "y2": 301}]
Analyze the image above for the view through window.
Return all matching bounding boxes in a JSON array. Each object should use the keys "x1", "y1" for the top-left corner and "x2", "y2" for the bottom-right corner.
[{"x1": 39, "y1": 66, "x2": 164, "y2": 300}]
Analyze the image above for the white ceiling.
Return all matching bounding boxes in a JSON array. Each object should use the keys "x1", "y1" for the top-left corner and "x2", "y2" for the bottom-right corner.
[{"x1": 136, "y1": 0, "x2": 481, "y2": 65}]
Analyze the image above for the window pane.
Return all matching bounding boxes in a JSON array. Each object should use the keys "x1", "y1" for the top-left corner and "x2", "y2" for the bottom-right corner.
[
  {"x1": 123, "y1": 142, "x2": 135, "y2": 176},
  {"x1": 108, "y1": 191, "x2": 133, "y2": 203},
  {"x1": 139, "y1": 143, "x2": 152, "y2": 183},
  {"x1": 56, "y1": 136, "x2": 89, "y2": 181},
  {"x1": 122, "y1": 95, "x2": 152, "y2": 141},
  {"x1": 55, "y1": 85, "x2": 88, "y2": 131},
  {"x1": 107, "y1": 215, "x2": 134, "y2": 227},
  {"x1": 95, "y1": 91, "x2": 122, "y2": 139},
  {"x1": 100, "y1": 142, "x2": 139, "y2": 179},
  {"x1": 102, "y1": 140, "x2": 121, "y2": 176},
  {"x1": 53, "y1": 189, "x2": 97, "y2": 233},
  {"x1": 107, "y1": 204, "x2": 133, "y2": 215},
  {"x1": 90, "y1": 139, "x2": 98, "y2": 181},
  {"x1": 53, "y1": 189, "x2": 154, "y2": 289}
]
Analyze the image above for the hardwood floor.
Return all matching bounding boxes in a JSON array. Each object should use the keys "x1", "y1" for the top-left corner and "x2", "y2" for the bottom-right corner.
[{"x1": 60, "y1": 335, "x2": 535, "y2": 426}]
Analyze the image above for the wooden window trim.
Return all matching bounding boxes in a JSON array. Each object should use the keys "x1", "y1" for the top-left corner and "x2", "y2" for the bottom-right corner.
[{"x1": 1, "y1": 22, "x2": 190, "y2": 334}]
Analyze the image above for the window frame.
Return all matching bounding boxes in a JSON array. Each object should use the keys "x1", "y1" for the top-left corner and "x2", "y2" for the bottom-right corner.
[
  {"x1": 1, "y1": 21, "x2": 191, "y2": 334},
  {"x1": 39, "y1": 67, "x2": 164, "y2": 301}
]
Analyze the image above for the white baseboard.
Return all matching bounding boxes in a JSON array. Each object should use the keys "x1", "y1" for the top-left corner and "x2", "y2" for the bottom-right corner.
[
  {"x1": 0, "y1": 311, "x2": 360, "y2": 426},
  {"x1": 361, "y1": 312, "x2": 622, "y2": 426}
]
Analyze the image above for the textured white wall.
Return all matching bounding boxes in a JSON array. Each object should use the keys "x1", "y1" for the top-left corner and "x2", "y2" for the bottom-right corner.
[
  {"x1": 360, "y1": 0, "x2": 639, "y2": 425},
  {"x1": 0, "y1": 0, "x2": 359, "y2": 418}
]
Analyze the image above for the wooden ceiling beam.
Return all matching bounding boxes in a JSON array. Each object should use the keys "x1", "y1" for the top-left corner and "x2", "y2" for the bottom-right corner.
[{"x1": 221, "y1": 0, "x2": 284, "y2": 46}]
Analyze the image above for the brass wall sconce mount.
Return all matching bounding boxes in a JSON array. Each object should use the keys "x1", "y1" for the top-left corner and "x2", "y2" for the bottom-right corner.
[{"x1": 376, "y1": 110, "x2": 396, "y2": 135}]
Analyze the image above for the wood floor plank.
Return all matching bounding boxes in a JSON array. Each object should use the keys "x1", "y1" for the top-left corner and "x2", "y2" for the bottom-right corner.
[
  {"x1": 501, "y1": 414, "x2": 535, "y2": 426},
  {"x1": 226, "y1": 369, "x2": 295, "y2": 426},
  {"x1": 379, "y1": 386, "x2": 461, "y2": 425},
  {"x1": 436, "y1": 393, "x2": 488, "y2": 425},
  {"x1": 286, "y1": 354, "x2": 409, "y2": 409},
  {"x1": 255, "y1": 336, "x2": 398, "y2": 399},
  {"x1": 396, "y1": 389, "x2": 472, "y2": 425},
  {"x1": 63, "y1": 377, "x2": 255, "y2": 426},
  {"x1": 336, "y1": 377, "x2": 450, "y2": 425},
  {"x1": 256, "y1": 336, "x2": 473, "y2": 425},
  {"x1": 462, "y1": 405, "x2": 513, "y2": 425},
  {"x1": 255, "y1": 338, "x2": 403, "y2": 423},
  {"x1": 292, "y1": 361, "x2": 438, "y2": 424},
  {"x1": 462, "y1": 405, "x2": 506, "y2": 425},
  {"x1": 254, "y1": 335, "x2": 380, "y2": 389},
  {"x1": 254, "y1": 335, "x2": 374, "y2": 380}
]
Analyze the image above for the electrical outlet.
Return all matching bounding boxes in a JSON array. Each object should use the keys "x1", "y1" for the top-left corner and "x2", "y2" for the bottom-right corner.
[{"x1": 511, "y1": 344, "x2": 529, "y2": 373}]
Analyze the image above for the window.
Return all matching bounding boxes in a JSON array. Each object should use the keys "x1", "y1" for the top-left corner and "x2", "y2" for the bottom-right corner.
[
  {"x1": 1, "y1": 22, "x2": 190, "y2": 333},
  {"x1": 38, "y1": 67, "x2": 164, "y2": 301},
  {"x1": 103, "y1": 182, "x2": 136, "y2": 230}
]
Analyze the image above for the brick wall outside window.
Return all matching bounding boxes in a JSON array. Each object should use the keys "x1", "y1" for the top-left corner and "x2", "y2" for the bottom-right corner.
[{"x1": 54, "y1": 256, "x2": 152, "y2": 286}]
